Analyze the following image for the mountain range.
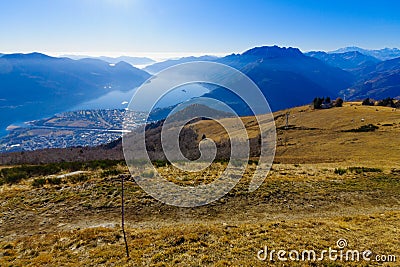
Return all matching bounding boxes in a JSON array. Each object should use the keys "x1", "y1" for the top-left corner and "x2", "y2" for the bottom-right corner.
[
  {"x1": 305, "y1": 51, "x2": 381, "y2": 71},
  {"x1": 142, "y1": 46, "x2": 400, "y2": 111},
  {"x1": 1, "y1": 46, "x2": 400, "y2": 135},
  {"x1": 340, "y1": 57, "x2": 400, "y2": 100},
  {"x1": 0, "y1": 53, "x2": 150, "y2": 133},
  {"x1": 305, "y1": 47, "x2": 400, "y2": 100},
  {"x1": 61, "y1": 55, "x2": 155, "y2": 67},
  {"x1": 206, "y1": 46, "x2": 354, "y2": 113},
  {"x1": 330, "y1": 47, "x2": 400, "y2": 61}
]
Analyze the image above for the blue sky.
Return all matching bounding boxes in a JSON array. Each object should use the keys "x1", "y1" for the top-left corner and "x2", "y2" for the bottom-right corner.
[{"x1": 1, "y1": 0, "x2": 399, "y2": 57}]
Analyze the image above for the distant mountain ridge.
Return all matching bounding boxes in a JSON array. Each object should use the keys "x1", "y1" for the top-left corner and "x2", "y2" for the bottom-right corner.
[
  {"x1": 340, "y1": 57, "x2": 400, "y2": 100},
  {"x1": 61, "y1": 54, "x2": 155, "y2": 67},
  {"x1": 330, "y1": 46, "x2": 400, "y2": 61},
  {"x1": 306, "y1": 48, "x2": 400, "y2": 100},
  {"x1": 242, "y1": 45, "x2": 304, "y2": 58},
  {"x1": 144, "y1": 55, "x2": 219, "y2": 74},
  {"x1": 305, "y1": 51, "x2": 381, "y2": 71}
]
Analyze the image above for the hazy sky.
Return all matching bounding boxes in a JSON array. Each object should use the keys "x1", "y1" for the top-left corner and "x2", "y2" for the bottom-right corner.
[{"x1": 1, "y1": 0, "x2": 399, "y2": 57}]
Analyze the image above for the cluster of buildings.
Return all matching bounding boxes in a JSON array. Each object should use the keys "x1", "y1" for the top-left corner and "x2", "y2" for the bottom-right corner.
[{"x1": 0, "y1": 109, "x2": 147, "y2": 153}]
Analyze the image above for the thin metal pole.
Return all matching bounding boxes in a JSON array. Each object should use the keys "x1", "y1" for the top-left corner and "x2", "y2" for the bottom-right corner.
[{"x1": 121, "y1": 174, "x2": 130, "y2": 258}]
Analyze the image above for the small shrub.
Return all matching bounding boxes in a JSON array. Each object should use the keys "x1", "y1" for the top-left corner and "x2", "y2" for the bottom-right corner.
[
  {"x1": 313, "y1": 97, "x2": 333, "y2": 109},
  {"x1": 368, "y1": 167, "x2": 382, "y2": 172},
  {"x1": 248, "y1": 159, "x2": 259, "y2": 165},
  {"x1": 362, "y1": 98, "x2": 375, "y2": 106},
  {"x1": 3, "y1": 244, "x2": 13, "y2": 249},
  {"x1": 334, "y1": 97, "x2": 344, "y2": 107},
  {"x1": 334, "y1": 168, "x2": 347, "y2": 175},
  {"x1": 214, "y1": 158, "x2": 230, "y2": 164},
  {"x1": 348, "y1": 167, "x2": 382, "y2": 173},
  {"x1": 343, "y1": 124, "x2": 379, "y2": 133},
  {"x1": 32, "y1": 178, "x2": 46, "y2": 187},
  {"x1": 377, "y1": 97, "x2": 395, "y2": 107},
  {"x1": 391, "y1": 168, "x2": 400, "y2": 174},
  {"x1": 313, "y1": 97, "x2": 324, "y2": 109},
  {"x1": 335, "y1": 167, "x2": 382, "y2": 175},
  {"x1": 2, "y1": 170, "x2": 27, "y2": 184}
]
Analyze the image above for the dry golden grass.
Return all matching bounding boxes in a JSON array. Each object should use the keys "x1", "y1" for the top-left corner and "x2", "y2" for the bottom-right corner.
[
  {"x1": 191, "y1": 102, "x2": 400, "y2": 167},
  {"x1": 1, "y1": 211, "x2": 399, "y2": 266},
  {"x1": 1, "y1": 162, "x2": 399, "y2": 266},
  {"x1": 1, "y1": 103, "x2": 400, "y2": 266},
  {"x1": 156, "y1": 162, "x2": 227, "y2": 186}
]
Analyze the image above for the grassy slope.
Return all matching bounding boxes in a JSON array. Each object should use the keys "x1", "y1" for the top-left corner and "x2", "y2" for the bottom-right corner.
[
  {"x1": 1, "y1": 102, "x2": 400, "y2": 266},
  {"x1": 192, "y1": 102, "x2": 400, "y2": 167}
]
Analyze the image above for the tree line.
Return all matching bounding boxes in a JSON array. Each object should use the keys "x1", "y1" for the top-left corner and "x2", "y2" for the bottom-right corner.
[{"x1": 312, "y1": 96, "x2": 399, "y2": 109}]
